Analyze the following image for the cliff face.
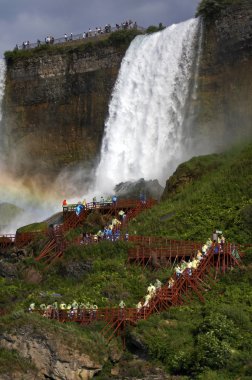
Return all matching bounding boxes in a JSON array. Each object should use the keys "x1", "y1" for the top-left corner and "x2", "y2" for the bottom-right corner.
[
  {"x1": 190, "y1": 0, "x2": 252, "y2": 152},
  {"x1": 0, "y1": 323, "x2": 107, "y2": 380},
  {"x1": 1, "y1": 42, "x2": 127, "y2": 183}
]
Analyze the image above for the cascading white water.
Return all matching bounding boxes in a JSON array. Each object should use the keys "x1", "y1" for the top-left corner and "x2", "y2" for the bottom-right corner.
[{"x1": 95, "y1": 18, "x2": 200, "y2": 193}]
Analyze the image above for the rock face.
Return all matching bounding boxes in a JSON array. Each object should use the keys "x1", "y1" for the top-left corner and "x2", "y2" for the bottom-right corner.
[
  {"x1": 115, "y1": 178, "x2": 164, "y2": 201},
  {"x1": 1, "y1": 42, "x2": 128, "y2": 183},
  {"x1": 0, "y1": 328, "x2": 103, "y2": 380},
  {"x1": 189, "y1": 0, "x2": 252, "y2": 153}
]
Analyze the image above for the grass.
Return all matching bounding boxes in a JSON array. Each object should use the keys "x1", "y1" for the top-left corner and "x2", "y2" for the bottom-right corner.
[
  {"x1": 16, "y1": 222, "x2": 48, "y2": 233},
  {"x1": 129, "y1": 143, "x2": 252, "y2": 243},
  {"x1": 0, "y1": 348, "x2": 36, "y2": 375}
]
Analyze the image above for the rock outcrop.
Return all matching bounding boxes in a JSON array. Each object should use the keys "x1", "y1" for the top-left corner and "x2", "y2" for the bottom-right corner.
[
  {"x1": 0, "y1": 327, "x2": 104, "y2": 380},
  {"x1": 115, "y1": 178, "x2": 164, "y2": 201},
  {"x1": 189, "y1": 0, "x2": 252, "y2": 153}
]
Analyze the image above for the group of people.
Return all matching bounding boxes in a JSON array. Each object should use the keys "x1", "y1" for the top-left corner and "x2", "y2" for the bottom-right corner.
[
  {"x1": 29, "y1": 300, "x2": 99, "y2": 320},
  {"x1": 62, "y1": 195, "x2": 119, "y2": 214},
  {"x1": 101, "y1": 278, "x2": 162, "y2": 313},
  {"x1": 17, "y1": 35, "x2": 55, "y2": 50},
  {"x1": 15, "y1": 19, "x2": 139, "y2": 51},
  {"x1": 168, "y1": 232, "x2": 226, "y2": 286},
  {"x1": 81, "y1": 212, "x2": 128, "y2": 244},
  {"x1": 127, "y1": 279, "x2": 163, "y2": 313},
  {"x1": 20, "y1": 41, "x2": 30, "y2": 49}
]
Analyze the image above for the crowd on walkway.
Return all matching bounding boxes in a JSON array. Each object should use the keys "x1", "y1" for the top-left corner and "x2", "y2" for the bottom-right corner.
[
  {"x1": 62, "y1": 193, "x2": 148, "y2": 244},
  {"x1": 169, "y1": 232, "x2": 226, "y2": 287},
  {"x1": 62, "y1": 195, "x2": 119, "y2": 214},
  {"x1": 16, "y1": 19, "x2": 138, "y2": 51},
  {"x1": 28, "y1": 230, "x2": 229, "y2": 319},
  {"x1": 29, "y1": 300, "x2": 98, "y2": 320}
]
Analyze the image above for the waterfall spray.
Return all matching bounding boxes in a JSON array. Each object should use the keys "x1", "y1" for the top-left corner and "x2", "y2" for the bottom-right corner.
[{"x1": 95, "y1": 18, "x2": 200, "y2": 194}]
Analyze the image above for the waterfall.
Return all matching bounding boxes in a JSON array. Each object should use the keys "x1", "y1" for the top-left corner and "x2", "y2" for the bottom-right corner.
[{"x1": 95, "y1": 18, "x2": 200, "y2": 193}]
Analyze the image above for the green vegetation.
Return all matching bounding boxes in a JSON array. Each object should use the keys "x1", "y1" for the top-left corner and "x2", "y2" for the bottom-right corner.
[
  {"x1": 131, "y1": 143, "x2": 252, "y2": 243},
  {"x1": 0, "y1": 240, "x2": 172, "y2": 311},
  {"x1": 16, "y1": 221, "x2": 47, "y2": 233},
  {"x1": 0, "y1": 141, "x2": 251, "y2": 378},
  {"x1": 0, "y1": 202, "x2": 23, "y2": 226},
  {"x1": 4, "y1": 29, "x2": 143, "y2": 64},
  {"x1": 0, "y1": 348, "x2": 36, "y2": 375},
  {"x1": 196, "y1": 0, "x2": 242, "y2": 19},
  {"x1": 146, "y1": 23, "x2": 165, "y2": 34}
]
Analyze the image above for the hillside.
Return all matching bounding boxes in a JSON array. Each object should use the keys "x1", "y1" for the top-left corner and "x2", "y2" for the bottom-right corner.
[
  {"x1": 0, "y1": 142, "x2": 251, "y2": 379},
  {"x1": 133, "y1": 143, "x2": 252, "y2": 243},
  {"x1": 0, "y1": 203, "x2": 23, "y2": 230}
]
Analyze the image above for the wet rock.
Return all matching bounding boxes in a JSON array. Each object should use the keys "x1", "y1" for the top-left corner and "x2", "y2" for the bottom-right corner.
[
  {"x1": 126, "y1": 331, "x2": 148, "y2": 359},
  {"x1": 23, "y1": 268, "x2": 43, "y2": 284},
  {"x1": 115, "y1": 178, "x2": 164, "y2": 201}
]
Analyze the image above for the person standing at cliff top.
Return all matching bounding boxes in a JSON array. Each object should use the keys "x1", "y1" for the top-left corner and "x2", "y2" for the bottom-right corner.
[{"x1": 64, "y1": 33, "x2": 67, "y2": 41}]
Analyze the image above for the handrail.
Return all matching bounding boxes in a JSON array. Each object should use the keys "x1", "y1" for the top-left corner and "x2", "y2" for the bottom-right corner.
[
  {"x1": 128, "y1": 245, "x2": 200, "y2": 259},
  {"x1": 63, "y1": 199, "x2": 155, "y2": 212},
  {"x1": 15, "y1": 24, "x2": 145, "y2": 51},
  {"x1": 128, "y1": 235, "x2": 202, "y2": 247}
]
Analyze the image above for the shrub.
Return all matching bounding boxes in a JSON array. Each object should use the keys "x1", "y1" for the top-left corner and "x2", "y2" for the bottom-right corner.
[
  {"x1": 146, "y1": 23, "x2": 165, "y2": 34},
  {"x1": 108, "y1": 29, "x2": 142, "y2": 46},
  {"x1": 198, "y1": 312, "x2": 238, "y2": 341},
  {"x1": 195, "y1": 332, "x2": 231, "y2": 369},
  {"x1": 196, "y1": 0, "x2": 240, "y2": 19}
]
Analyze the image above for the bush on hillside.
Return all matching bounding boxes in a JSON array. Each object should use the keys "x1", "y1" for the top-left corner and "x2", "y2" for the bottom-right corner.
[
  {"x1": 240, "y1": 204, "x2": 252, "y2": 231},
  {"x1": 196, "y1": 0, "x2": 240, "y2": 19},
  {"x1": 107, "y1": 29, "x2": 142, "y2": 46},
  {"x1": 146, "y1": 23, "x2": 165, "y2": 34}
]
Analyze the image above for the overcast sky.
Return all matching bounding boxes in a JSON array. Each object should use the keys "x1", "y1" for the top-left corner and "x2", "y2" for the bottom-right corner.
[{"x1": 0, "y1": 0, "x2": 200, "y2": 58}]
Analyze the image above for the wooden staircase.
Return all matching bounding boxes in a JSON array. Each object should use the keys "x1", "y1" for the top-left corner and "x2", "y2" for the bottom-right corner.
[
  {"x1": 36, "y1": 198, "x2": 157, "y2": 265},
  {"x1": 32, "y1": 242, "x2": 244, "y2": 345}
]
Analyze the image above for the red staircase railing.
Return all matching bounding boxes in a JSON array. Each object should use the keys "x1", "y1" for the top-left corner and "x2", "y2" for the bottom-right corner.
[
  {"x1": 32, "y1": 242, "x2": 244, "y2": 345},
  {"x1": 127, "y1": 242, "x2": 202, "y2": 267},
  {"x1": 36, "y1": 199, "x2": 157, "y2": 265}
]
